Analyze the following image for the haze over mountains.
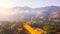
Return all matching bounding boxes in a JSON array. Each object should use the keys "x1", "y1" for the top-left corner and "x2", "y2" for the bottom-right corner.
[{"x1": 0, "y1": 6, "x2": 60, "y2": 21}]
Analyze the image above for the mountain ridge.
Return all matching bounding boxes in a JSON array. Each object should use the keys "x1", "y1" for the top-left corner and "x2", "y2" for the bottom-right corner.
[{"x1": 0, "y1": 6, "x2": 60, "y2": 21}]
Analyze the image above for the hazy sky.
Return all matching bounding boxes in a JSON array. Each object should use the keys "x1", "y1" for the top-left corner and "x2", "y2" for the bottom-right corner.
[{"x1": 0, "y1": 0, "x2": 60, "y2": 8}]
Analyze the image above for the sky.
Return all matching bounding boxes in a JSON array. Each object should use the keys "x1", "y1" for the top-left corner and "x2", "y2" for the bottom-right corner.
[{"x1": 0, "y1": 0, "x2": 60, "y2": 8}]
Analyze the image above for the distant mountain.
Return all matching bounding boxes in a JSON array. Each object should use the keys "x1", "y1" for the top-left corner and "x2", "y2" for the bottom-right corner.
[
  {"x1": 9, "y1": 6, "x2": 36, "y2": 21},
  {"x1": 35, "y1": 6, "x2": 60, "y2": 17},
  {"x1": 0, "y1": 6, "x2": 60, "y2": 21},
  {"x1": 10, "y1": 6, "x2": 60, "y2": 21}
]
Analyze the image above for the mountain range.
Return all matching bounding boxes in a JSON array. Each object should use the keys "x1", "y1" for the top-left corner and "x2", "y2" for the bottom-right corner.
[{"x1": 0, "y1": 6, "x2": 60, "y2": 21}]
